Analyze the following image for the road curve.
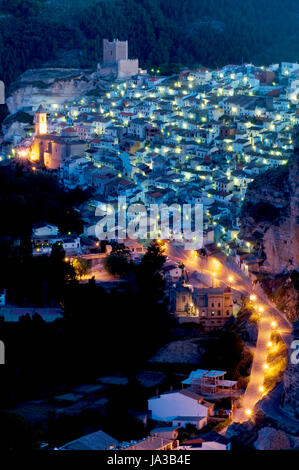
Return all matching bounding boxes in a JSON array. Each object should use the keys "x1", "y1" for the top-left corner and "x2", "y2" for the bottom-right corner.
[{"x1": 166, "y1": 243, "x2": 292, "y2": 423}]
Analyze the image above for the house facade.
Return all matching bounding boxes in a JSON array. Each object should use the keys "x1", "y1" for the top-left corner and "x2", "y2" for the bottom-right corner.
[{"x1": 148, "y1": 389, "x2": 214, "y2": 422}]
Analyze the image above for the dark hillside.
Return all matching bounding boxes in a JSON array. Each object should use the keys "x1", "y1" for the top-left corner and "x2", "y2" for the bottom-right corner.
[{"x1": 1, "y1": 0, "x2": 299, "y2": 85}]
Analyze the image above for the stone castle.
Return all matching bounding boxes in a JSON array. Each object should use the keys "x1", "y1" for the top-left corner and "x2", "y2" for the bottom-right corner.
[{"x1": 98, "y1": 39, "x2": 139, "y2": 79}]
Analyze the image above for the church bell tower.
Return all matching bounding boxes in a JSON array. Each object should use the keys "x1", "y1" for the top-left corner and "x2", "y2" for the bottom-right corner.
[{"x1": 35, "y1": 105, "x2": 48, "y2": 135}]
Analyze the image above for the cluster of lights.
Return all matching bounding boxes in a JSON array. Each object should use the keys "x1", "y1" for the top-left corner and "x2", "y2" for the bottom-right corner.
[{"x1": 244, "y1": 294, "x2": 283, "y2": 420}]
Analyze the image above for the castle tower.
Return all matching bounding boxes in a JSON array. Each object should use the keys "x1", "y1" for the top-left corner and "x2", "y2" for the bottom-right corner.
[
  {"x1": 103, "y1": 38, "x2": 128, "y2": 66},
  {"x1": 35, "y1": 105, "x2": 48, "y2": 135}
]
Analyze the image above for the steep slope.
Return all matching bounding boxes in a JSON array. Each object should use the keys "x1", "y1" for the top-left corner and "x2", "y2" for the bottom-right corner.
[
  {"x1": 239, "y1": 153, "x2": 299, "y2": 274},
  {"x1": 1, "y1": 0, "x2": 299, "y2": 86}
]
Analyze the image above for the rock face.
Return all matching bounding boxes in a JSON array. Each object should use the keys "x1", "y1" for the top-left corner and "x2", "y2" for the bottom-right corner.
[
  {"x1": 6, "y1": 68, "x2": 102, "y2": 114},
  {"x1": 226, "y1": 421, "x2": 258, "y2": 449},
  {"x1": 235, "y1": 306, "x2": 258, "y2": 342},
  {"x1": 240, "y1": 153, "x2": 299, "y2": 274},
  {"x1": 2, "y1": 120, "x2": 28, "y2": 142},
  {"x1": 254, "y1": 427, "x2": 291, "y2": 450},
  {"x1": 149, "y1": 338, "x2": 202, "y2": 364},
  {"x1": 259, "y1": 273, "x2": 299, "y2": 323},
  {"x1": 282, "y1": 320, "x2": 299, "y2": 419}
]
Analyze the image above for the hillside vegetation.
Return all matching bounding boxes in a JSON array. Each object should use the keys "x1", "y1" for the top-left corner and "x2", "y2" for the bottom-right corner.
[{"x1": 1, "y1": 0, "x2": 299, "y2": 86}]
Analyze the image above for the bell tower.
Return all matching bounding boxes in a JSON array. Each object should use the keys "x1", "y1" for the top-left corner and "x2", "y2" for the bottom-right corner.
[{"x1": 35, "y1": 105, "x2": 47, "y2": 135}]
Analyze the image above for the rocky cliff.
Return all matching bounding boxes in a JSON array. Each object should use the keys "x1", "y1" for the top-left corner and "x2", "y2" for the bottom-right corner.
[
  {"x1": 6, "y1": 68, "x2": 104, "y2": 114},
  {"x1": 282, "y1": 319, "x2": 299, "y2": 419},
  {"x1": 239, "y1": 153, "x2": 299, "y2": 274},
  {"x1": 259, "y1": 271, "x2": 299, "y2": 323}
]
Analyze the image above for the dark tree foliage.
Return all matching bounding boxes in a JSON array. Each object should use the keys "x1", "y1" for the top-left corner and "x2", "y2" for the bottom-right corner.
[
  {"x1": 200, "y1": 329, "x2": 245, "y2": 378},
  {"x1": 240, "y1": 164, "x2": 290, "y2": 223},
  {"x1": 0, "y1": 163, "x2": 86, "y2": 237},
  {"x1": 0, "y1": 410, "x2": 39, "y2": 451},
  {"x1": 0, "y1": 243, "x2": 173, "y2": 410},
  {"x1": 104, "y1": 242, "x2": 131, "y2": 276},
  {"x1": 0, "y1": 164, "x2": 87, "y2": 304},
  {"x1": 1, "y1": 0, "x2": 299, "y2": 86},
  {"x1": 1, "y1": 0, "x2": 44, "y2": 17}
]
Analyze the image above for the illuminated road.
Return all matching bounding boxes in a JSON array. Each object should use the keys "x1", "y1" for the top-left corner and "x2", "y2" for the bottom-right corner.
[{"x1": 166, "y1": 243, "x2": 292, "y2": 423}]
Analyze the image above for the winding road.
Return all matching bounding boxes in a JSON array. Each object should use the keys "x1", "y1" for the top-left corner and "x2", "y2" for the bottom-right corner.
[{"x1": 166, "y1": 243, "x2": 293, "y2": 423}]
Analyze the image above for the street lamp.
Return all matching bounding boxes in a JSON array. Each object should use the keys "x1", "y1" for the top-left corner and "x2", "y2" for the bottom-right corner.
[
  {"x1": 271, "y1": 321, "x2": 277, "y2": 328},
  {"x1": 250, "y1": 294, "x2": 257, "y2": 301},
  {"x1": 263, "y1": 363, "x2": 269, "y2": 370},
  {"x1": 212, "y1": 272, "x2": 216, "y2": 288},
  {"x1": 245, "y1": 409, "x2": 252, "y2": 417},
  {"x1": 259, "y1": 385, "x2": 265, "y2": 393}
]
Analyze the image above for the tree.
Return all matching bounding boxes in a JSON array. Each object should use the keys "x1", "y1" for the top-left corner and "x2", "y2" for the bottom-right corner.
[
  {"x1": 50, "y1": 242, "x2": 65, "y2": 263},
  {"x1": 103, "y1": 243, "x2": 130, "y2": 276},
  {"x1": 72, "y1": 257, "x2": 91, "y2": 280},
  {"x1": 136, "y1": 240, "x2": 166, "y2": 300},
  {"x1": 200, "y1": 329, "x2": 245, "y2": 378},
  {"x1": 0, "y1": 410, "x2": 39, "y2": 451}
]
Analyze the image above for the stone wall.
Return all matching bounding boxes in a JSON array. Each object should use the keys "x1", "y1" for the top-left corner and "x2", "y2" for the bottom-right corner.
[
  {"x1": 103, "y1": 39, "x2": 128, "y2": 66},
  {"x1": 118, "y1": 59, "x2": 139, "y2": 79}
]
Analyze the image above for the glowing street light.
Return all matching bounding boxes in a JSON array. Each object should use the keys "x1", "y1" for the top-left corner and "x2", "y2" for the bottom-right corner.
[
  {"x1": 259, "y1": 385, "x2": 265, "y2": 393},
  {"x1": 267, "y1": 341, "x2": 273, "y2": 348},
  {"x1": 263, "y1": 363, "x2": 269, "y2": 370},
  {"x1": 228, "y1": 276, "x2": 234, "y2": 283},
  {"x1": 250, "y1": 294, "x2": 257, "y2": 301},
  {"x1": 258, "y1": 306, "x2": 264, "y2": 313},
  {"x1": 271, "y1": 321, "x2": 277, "y2": 328},
  {"x1": 245, "y1": 409, "x2": 252, "y2": 417},
  {"x1": 211, "y1": 272, "x2": 216, "y2": 288}
]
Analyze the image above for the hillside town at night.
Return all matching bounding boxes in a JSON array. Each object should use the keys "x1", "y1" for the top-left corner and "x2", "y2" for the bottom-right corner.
[{"x1": 1, "y1": 3, "x2": 299, "y2": 455}]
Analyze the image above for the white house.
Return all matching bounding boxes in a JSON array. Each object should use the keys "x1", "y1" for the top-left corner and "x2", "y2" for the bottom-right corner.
[
  {"x1": 129, "y1": 118, "x2": 148, "y2": 139},
  {"x1": 177, "y1": 431, "x2": 231, "y2": 450},
  {"x1": 148, "y1": 389, "x2": 214, "y2": 422},
  {"x1": 281, "y1": 62, "x2": 299, "y2": 76},
  {"x1": 162, "y1": 262, "x2": 184, "y2": 283},
  {"x1": 91, "y1": 117, "x2": 112, "y2": 135},
  {"x1": 32, "y1": 223, "x2": 59, "y2": 237},
  {"x1": 33, "y1": 236, "x2": 81, "y2": 256},
  {"x1": 172, "y1": 416, "x2": 208, "y2": 430}
]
